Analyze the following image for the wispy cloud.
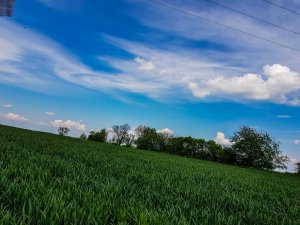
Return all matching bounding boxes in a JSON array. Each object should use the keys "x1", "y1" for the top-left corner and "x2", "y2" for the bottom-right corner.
[
  {"x1": 134, "y1": 57, "x2": 156, "y2": 71},
  {"x1": 1, "y1": 113, "x2": 28, "y2": 122},
  {"x1": 131, "y1": 0, "x2": 300, "y2": 71},
  {"x1": 1, "y1": 19, "x2": 300, "y2": 105},
  {"x1": 294, "y1": 140, "x2": 300, "y2": 145},
  {"x1": 276, "y1": 115, "x2": 291, "y2": 118},
  {"x1": 51, "y1": 119, "x2": 86, "y2": 131},
  {"x1": 37, "y1": 0, "x2": 85, "y2": 11},
  {"x1": 3, "y1": 104, "x2": 13, "y2": 108},
  {"x1": 45, "y1": 112, "x2": 55, "y2": 116}
]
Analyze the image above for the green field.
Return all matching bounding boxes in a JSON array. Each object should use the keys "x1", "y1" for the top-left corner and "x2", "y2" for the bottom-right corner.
[{"x1": 0, "y1": 125, "x2": 299, "y2": 225}]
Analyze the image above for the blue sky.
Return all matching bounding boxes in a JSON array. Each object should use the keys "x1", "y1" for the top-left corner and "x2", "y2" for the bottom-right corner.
[{"x1": 0, "y1": 0, "x2": 300, "y2": 170}]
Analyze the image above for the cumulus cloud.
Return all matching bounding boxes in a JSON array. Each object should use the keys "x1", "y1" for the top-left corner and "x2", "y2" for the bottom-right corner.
[
  {"x1": 190, "y1": 64, "x2": 300, "y2": 105},
  {"x1": 1, "y1": 113, "x2": 28, "y2": 122},
  {"x1": 214, "y1": 132, "x2": 232, "y2": 146},
  {"x1": 3, "y1": 104, "x2": 12, "y2": 108},
  {"x1": 45, "y1": 112, "x2": 55, "y2": 116},
  {"x1": 294, "y1": 140, "x2": 300, "y2": 145},
  {"x1": 51, "y1": 119, "x2": 86, "y2": 131},
  {"x1": 134, "y1": 57, "x2": 155, "y2": 71},
  {"x1": 158, "y1": 128, "x2": 174, "y2": 137}
]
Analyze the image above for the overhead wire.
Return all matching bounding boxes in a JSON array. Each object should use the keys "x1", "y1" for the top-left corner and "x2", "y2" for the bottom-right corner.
[
  {"x1": 260, "y1": 0, "x2": 300, "y2": 17},
  {"x1": 203, "y1": 0, "x2": 300, "y2": 36},
  {"x1": 147, "y1": 0, "x2": 300, "y2": 52}
]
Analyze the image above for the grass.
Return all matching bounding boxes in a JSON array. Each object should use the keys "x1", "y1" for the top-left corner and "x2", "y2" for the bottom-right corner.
[{"x1": 0, "y1": 125, "x2": 299, "y2": 224}]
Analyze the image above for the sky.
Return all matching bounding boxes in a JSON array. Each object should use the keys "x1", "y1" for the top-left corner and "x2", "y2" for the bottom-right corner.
[{"x1": 0, "y1": 0, "x2": 299, "y2": 171}]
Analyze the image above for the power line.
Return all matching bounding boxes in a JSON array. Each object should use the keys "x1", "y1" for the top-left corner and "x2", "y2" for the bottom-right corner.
[
  {"x1": 203, "y1": 0, "x2": 300, "y2": 36},
  {"x1": 147, "y1": 0, "x2": 300, "y2": 53},
  {"x1": 260, "y1": 0, "x2": 300, "y2": 17}
]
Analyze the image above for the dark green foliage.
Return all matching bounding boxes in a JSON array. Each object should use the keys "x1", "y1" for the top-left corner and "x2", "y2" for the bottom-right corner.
[
  {"x1": 206, "y1": 140, "x2": 223, "y2": 161},
  {"x1": 134, "y1": 125, "x2": 288, "y2": 171},
  {"x1": 166, "y1": 137, "x2": 222, "y2": 161},
  {"x1": 88, "y1": 129, "x2": 107, "y2": 143},
  {"x1": 57, "y1": 127, "x2": 69, "y2": 136},
  {"x1": 135, "y1": 126, "x2": 165, "y2": 151},
  {"x1": 296, "y1": 162, "x2": 300, "y2": 174},
  {"x1": 231, "y1": 126, "x2": 288, "y2": 170},
  {"x1": 166, "y1": 136, "x2": 204, "y2": 157},
  {"x1": 220, "y1": 147, "x2": 237, "y2": 165},
  {"x1": 0, "y1": 125, "x2": 300, "y2": 225},
  {"x1": 79, "y1": 133, "x2": 87, "y2": 140}
]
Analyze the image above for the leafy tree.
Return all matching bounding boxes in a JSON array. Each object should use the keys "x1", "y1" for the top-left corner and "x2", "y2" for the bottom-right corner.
[
  {"x1": 135, "y1": 126, "x2": 165, "y2": 151},
  {"x1": 112, "y1": 124, "x2": 130, "y2": 146},
  {"x1": 158, "y1": 128, "x2": 174, "y2": 145},
  {"x1": 206, "y1": 140, "x2": 223, "y2": 161},
  {"x1": 231, "y1": 126, "x2": 289, "y2": 170},
  {"x1": 167, "y1": 137, "x2": 213, "y2": 159},
  {"x1": 88, "y1": 129, "x2": 107, "y2": 143},
  {"x1": 167, "y1": 136, "x2": 195, "y2": 156},
  {"x1": 219, "y1": 147, "x2": 237, "y2": 165},
  {"x1": 135, "y1": 125, "x2": 146, "y2": 139},
  {"x1": 79, "y1": 133, "x2": 87, "y2": 140},
  {"x1": 295, "y1": 162, "x2": 300, "y2": 175},
  {"x1": 58, "y1": 127, "x2": 69, "y2": 136}
]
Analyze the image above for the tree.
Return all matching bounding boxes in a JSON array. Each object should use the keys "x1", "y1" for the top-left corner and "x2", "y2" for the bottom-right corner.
[
  {"x1": 79, "y1": 133, "x2": 87, "y2": 140},
  {"x1": 135, "y1": 126, "x2": 165, "y2": 151},
  {"x1": 206, "y1": 140, "x2": 223, "y2": 161},
  {"x1": 166, "y1": 137, "x2": 213, "y2": 159},
  {"x1": 231, "y1": 126, "x2": 289, "y2": 170},
  {"x1": 135, "y1": 125, "x2": 146, "y2": 139},
  {"x1": 111, "y1": 124, "x2": 130, "y2": 146},
  {"x1": 158, "y1": 128, "x2": 174, "y2": 144},
  {"x1": 167, "y1": 136, "x2": 194, "y2": 156},
  {"x1": 219, "y1": 147, "x2": 237, "y2": 165},
  {"x1": 124, "y1": 131, "x2": 136, "y2": 147},
  {"x1": 88, "y1": 129, "x2": 107, "y2": 143},
  {"x1": 58, "y1": 127, "x2": 69, "y2": 136},
  {"x1": 295, "y1": 162, "x2": 300, "y2": 175}
]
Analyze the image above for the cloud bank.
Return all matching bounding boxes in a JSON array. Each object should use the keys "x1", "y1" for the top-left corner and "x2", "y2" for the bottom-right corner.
[{"x1": 189, "y1": 64, "x2": 300, "y2": 105}]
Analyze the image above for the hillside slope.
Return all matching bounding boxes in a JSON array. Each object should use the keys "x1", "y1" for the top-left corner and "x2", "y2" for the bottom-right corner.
[{"x1": 0, "y1": 125, "x2": 299, "y2": 225}]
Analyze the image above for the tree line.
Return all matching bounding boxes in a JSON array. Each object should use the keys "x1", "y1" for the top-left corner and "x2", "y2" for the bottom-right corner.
[{"x1": 57, "y1": 125, "x2": 299, "y2": 172}]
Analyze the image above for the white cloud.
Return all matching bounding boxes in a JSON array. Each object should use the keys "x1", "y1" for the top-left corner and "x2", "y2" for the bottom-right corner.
[
  {"x1": 3, "y1": 104, "x2": 12, "y2": 108},
  {"x1": 1, "y1": 20, "x2": 300, "y2": 105},
  {"x1": 133, "y1": 0, "x2": 300, "y2": 71},
  {"x1": 276, "y1": 115, "x2": 291, "y2": 118},
  {"x1": 294, "y1": 140, "x2": 300, "y2": 145},
  {"x1": 189, "y1": 64, "x2": 300, "y2": 105},
  {"x1": 1, "y1": 113, "x2": 28, "y2": 122},
  {"x1": 45, "y1": 112, "x2": 55, "y2": 116},
  {"x1": 158, "y1": 128, "x2": 174, "y2": 137},
  {"x1": 214, "y1": 132, "x2": 232, "y2": 146},
  {"x1": 51, "y1": 119, "x2": 86, "y2": 131},
  {"x1": 134, "y1": 57, "x2": 155, "y2": 71}
]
